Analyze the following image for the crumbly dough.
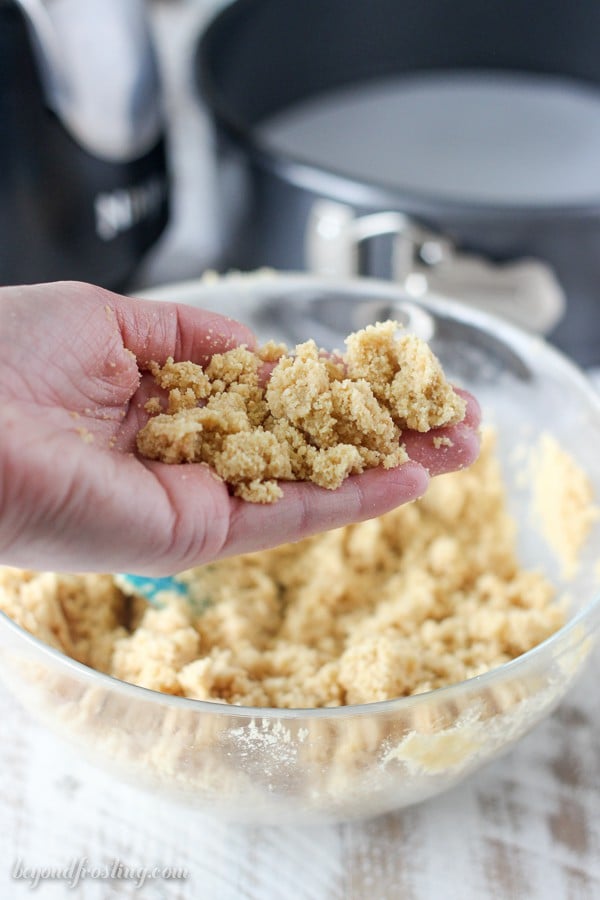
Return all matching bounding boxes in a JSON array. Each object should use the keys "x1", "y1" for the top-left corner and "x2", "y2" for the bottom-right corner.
[
  {"x1": 0, "y1": 432, "x2": 568, "y2": 709},
  {"x1": 531, "y1": 434, "x2": 598, "y2": 578},
  {"x1": 136, "y1": 321, "x2": 466, "y2": 502}
]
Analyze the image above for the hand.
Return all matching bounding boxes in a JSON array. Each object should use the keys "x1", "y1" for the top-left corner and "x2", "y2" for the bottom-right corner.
[{"x1": 0, "y1": 281, "x2": 480, "y2": 575}]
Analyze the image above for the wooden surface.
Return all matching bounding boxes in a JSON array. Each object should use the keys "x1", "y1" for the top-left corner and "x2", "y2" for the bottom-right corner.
[{"x1": 0, "y1": 648, "x2": 598, "y2": 900}]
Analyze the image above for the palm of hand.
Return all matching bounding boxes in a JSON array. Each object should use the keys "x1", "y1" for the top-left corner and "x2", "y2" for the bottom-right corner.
[
  {"x1": 0, "y1": 282, "x2": 250, "y2": 573},
  {"x1": 0, "y1": 282, "x2": 480, "y2": 576}
]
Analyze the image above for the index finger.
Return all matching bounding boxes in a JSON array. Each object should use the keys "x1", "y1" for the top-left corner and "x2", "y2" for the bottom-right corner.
[{"x1": 141, "y1": 458, "x2": 431, "y2": 574}]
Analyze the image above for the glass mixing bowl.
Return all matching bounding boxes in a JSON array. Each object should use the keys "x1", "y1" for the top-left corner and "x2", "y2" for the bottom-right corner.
[{"x1": 1, "y1": 273, "x2": 599, "y2": 825}]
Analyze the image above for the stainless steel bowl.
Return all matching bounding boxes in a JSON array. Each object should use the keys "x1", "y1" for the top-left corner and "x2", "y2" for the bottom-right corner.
[{"x1": 198, "y1": 0, "x2": 600, "y2": 366}]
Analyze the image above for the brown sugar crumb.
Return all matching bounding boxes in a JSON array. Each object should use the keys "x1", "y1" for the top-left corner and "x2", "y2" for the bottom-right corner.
[
  {"x1": 75, "y1": 427, "x2": 94, "y2": 444},
  {"x1": 150, "y1": 357, "x2": 211, "y2": 402},
  {"x1": 345, "y1": 322, "x2": 465, "y2": 431},
  {"x1": 144, "y1": 397, "x2": 162, "y2": 415},
  {"x1": 257, "y1": 340, "x2": 288, "y2": 363},
  {"x1": 136, "y1": 321, "x2": 466, "y2": 502},
  {"x1": 0, "y1": 431, "x2": 577, "y2": 708},
  {"x1": 235, "y1": 479, "x2": 282, "y2": 503},
  {"x1": 433, "y1": 435, "x2": 454, "y2": 449}
]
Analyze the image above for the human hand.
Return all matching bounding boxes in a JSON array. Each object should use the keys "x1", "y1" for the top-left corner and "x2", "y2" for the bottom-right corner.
[{"x1": 0, "y1": 281, "x2": 480, "y2": 575}]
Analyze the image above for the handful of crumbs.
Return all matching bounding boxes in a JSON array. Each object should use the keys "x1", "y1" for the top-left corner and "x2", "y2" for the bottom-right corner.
[{"x1": 136, "y1": 320, "x2": 466, "y2": 502}]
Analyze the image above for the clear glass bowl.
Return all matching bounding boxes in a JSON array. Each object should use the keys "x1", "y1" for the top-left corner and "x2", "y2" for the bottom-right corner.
[{"x1": 1, "y1": 273, "x2": 599, "y2": 825}]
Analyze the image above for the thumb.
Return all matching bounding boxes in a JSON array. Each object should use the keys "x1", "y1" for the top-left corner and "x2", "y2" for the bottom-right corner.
[{"x1": 106, "y1": 288, "x2": 257, "y2": 366}]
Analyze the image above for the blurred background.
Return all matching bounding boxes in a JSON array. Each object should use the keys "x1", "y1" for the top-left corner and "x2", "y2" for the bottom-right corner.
[
  {"x1": 0, "y1": 0, "x2": 227, "y2": 290},
  {"x1": 4, "y1": 0, "x2": 600, "y2": 367},
  {"x1": 137, "y1": 0, "x2": 229, "y2": 288}
]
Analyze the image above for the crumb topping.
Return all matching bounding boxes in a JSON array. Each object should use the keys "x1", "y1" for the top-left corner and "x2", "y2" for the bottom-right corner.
[
  {"x1": 0, "y1": 432, "x2": 571, "y2": 708},
  {"x1": 136, "y1": 321, "x2": 466, "y2": 501}
]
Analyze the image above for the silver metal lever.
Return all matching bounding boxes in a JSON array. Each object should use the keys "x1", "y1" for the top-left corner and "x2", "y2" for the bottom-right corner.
[{"x1": 305, "y1": 199, "x2": 566, "y2": 335}]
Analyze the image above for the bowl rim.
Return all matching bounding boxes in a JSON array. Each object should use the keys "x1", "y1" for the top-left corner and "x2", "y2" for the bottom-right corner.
[{"x1": 2, "y1": 272, "x2": 600, "y2": 720}]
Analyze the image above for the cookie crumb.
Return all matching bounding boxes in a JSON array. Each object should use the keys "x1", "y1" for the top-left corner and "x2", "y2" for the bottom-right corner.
[
  {"x1": 144, "y1": 397, "x2": 162, "y2": 416},
  {"x1": 136, "y1": 321, "x2": 466, "y2": 502},
  {"x1": 531, "y1": 433, "x2": 598, "y2": 578},
  {"x1": 75, "y1": 427, "x2": 94, "y2": 445},
  {"x1": 1, "y1": 430, "x2": 581, "y2": 708},
  {"x1": 257, "y1": 340, "x2": 288, "y2": 363}
]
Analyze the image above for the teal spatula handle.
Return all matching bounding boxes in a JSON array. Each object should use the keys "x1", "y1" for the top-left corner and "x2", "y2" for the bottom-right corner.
[{"x1": 116, "y1": 574, "x2": 187, "y2": 607}]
